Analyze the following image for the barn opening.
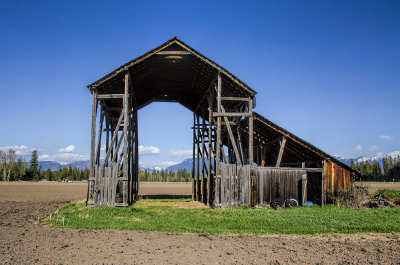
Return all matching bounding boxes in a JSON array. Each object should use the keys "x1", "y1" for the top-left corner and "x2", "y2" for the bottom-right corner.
[
  {"x1": 137, "y1": 102, "x2": 193, "y2": 198},
  {"x1": 86, "y1": 37, "x2": 357, "y2": 208}
]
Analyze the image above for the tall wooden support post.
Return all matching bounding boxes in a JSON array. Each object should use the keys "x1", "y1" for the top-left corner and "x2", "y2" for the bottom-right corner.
[
  {"x1": 321, "y1": 160, "x2": 325, "y2": 206},
  {"x1": 122, "y1": 71, "x2": 130, "y2": 205},
  {"x1": 192, "y1": 113, "x2": 196, "y2": 200},
  {"x1": 215, "y1": 73, "x2": 222, "y2": 205},
  {"x1": 248, "y1": 97, "x2": 254, "y2": 206},
  {"x1": 134, "y1": 109, "x2": 139, "y2": 201},
  {"x1": 88, "y1": 91, "x2": 98, "y2": 206},
  {"x1": 207, "y1": 105, "x2": 213, "y2": 206},
  {"x1": 248, "y1": 97, "x2": 254, "y2": 167},
  {"x1": 196, "y1": 114, "x2": 201, "y2": 201},
  {"x1": 201, "y1": 109, "x2": 206, "y2": 203}
]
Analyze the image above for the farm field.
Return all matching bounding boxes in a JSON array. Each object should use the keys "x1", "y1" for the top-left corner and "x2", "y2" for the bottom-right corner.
[
  {"x1": 1, "y1": 182, "x2": 400, "y2": 264},
  {"x1": 355, "y1": 181, "x2": 400, "y2": 193}
]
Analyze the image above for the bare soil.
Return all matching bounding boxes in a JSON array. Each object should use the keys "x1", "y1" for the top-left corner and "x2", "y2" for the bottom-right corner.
[
  {"x1": 356, "y1": 182, "x2": 400, "y2": 193},
  {"x1": 1, "y1": 182, "x2": 399, "y2": 264}
]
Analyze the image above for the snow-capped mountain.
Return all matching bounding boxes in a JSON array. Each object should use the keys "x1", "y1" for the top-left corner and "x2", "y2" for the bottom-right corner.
[{"x1": 334, "y1": 150, "x2": 400, "y2": 166}]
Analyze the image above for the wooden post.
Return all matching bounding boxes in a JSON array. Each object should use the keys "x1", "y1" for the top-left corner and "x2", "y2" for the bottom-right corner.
[
  {"x1": 248, "y1": 97, "x2": 253, "y2": 166},
  {"x1": 196, "y1": 114, "x2": 200, "y2": 201},
  {"x1": 88, "y1": 91, "x2": 97, "y2": 206},
  {"x1": 134, "y1": 110, "x2": 139, "y2": 200},
  {"x1": 207, "y1": 106, "x2": 212, "y2": 206},
  {"x1": 122, "y1": 71, "x2": 129, "y2": 204},
  {"x1": 216, "y1": 73, "x2": 222, "y2": 173},
  {"x1": 201, "y1": 108, "x2": 206, "y2": 203},
  {"x1": 192, "y1": 113, "x2": 196, "y2": 200}
]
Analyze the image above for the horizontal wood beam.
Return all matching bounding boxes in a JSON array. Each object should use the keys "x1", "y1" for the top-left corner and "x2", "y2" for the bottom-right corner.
[
  {"x1": 221, "y1": 97, "x2": 250, "y2": 101},
  {"x1": 97, "y1": 94, "x2": 124, "y2": 99},
  {"x1": 213, "y1": 112, "x2": 251, "y2": 117},
  {"x1": 156, "y1": 51, "x2": 191, "y2": 55}
]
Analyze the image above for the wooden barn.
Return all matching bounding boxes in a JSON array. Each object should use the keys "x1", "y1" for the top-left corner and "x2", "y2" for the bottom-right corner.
[{"x1": 86, "y1": 37, "x2": 356, "y2": 208}]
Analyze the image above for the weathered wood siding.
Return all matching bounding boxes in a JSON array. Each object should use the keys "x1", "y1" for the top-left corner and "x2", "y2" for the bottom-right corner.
[
  {"x1": 251, "y1": 167, "x2": 307, "y2": 206},
  {"x1": 215, "y1": 164, "x2": 251, "y2": 208},
  {"x1": 323, "y1": 160, "x2": 353, "y2": 193}
]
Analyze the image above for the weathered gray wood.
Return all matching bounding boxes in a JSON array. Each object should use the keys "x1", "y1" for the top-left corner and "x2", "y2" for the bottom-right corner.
[
  {"x1": 207, "y1": 107, "x2": 212, "y2": 206},
  {"x1": 192, "y1": 113, "x2": 196, "y2": 200},
  {"x1": 88, "y1": 91, "x2": 98, "y2": 205},
  {"x1": 97, "y1": 94, "x2": 124, "y2": 99},
  {"x1": 220, "y1": 97, "x2": 250, "y2": 101},
  {"x1": 103, "y1": 110, "x2": 124, "y2": 167},
  {"x1": 220, "y1": 105, "x2": 242, "y2": 165},
  {"x1": 156, "y1": 51, "x2": 191, "y2": 55},
  {"x1": 275, "y1": 136, "x2": 287, "y2": 167},
  {"x1": 201, "y1": 109, "x2": 206, "y2": 202},
  {"x1": 122, "y1": 72, "x2": 130, "y2": 205},
  {"x1": 95, "y1": 110, "x2": 105, "y2": 165},
  {"x1": 213, "y1": 112, "x2": 252, "y2": 117},
  {"x1": 248, "y1": 97, "x2": 253, "y2": 167}
]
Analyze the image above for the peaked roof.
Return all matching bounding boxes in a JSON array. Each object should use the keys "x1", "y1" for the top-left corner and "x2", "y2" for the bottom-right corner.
[{"x1": 88, "y1": 37, "x2": 256, "y2": 112}]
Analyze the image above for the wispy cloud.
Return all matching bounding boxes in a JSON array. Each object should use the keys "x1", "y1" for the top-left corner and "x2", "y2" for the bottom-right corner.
[
  {"x1": 0, "y1": 145, "x2": 36, "y2": 156},
  {"x1": 140, "y1": 161, "x2": 178, "y2": 169},
  {"x1": 353, "y1": 144, "x2": 362, "y2": 151},
  {"x1": 46, "y1": 153, "x2": 90, "y2": 164},
  {"x1": 168, "y1": 149, "x2": 192, "y2": 159},
  {"x1": 139, "y1": 145, "x2": 160, "y2": 155},
  {"x1": 379, "y1": 135, "x2": 393, "y2": 141},
  {"x1": 368, "y1": 145, "x2": 378, "y2": 151},
  {"x1": 57, "y1": 145, "x2": 76, "y2": 153},
  {"x1": 39, "y1": 154, "x2": 50, "y2": 160}
]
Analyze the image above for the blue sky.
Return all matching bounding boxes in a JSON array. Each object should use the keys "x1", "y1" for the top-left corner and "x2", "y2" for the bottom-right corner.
[{"x1": 0, "y1": 0, "x2": 399, "y2": 168}]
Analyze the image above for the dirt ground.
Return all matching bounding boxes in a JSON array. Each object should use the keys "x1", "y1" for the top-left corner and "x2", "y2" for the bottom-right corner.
[
  {"x1": 356, "y1": 182, "x2": 400, "y2": 193},
  {"x1": 1, "y1": 182, "x2": 400, "y2": 264}
]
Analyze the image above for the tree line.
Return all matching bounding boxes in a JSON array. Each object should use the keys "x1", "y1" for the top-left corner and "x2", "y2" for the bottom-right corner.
[
  {"x1": 0, "y1": 149, "x2": 89, "y2": 181},
  {"x1": 139, "y1": 168, "x2": 191, "y2": 182},
  {"x1": 350, "y1": 156, "x2": 400, "y2": 181}
]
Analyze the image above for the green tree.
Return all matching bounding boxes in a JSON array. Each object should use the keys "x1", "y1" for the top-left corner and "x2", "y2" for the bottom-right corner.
[{"x1": 29, "y1": 150, "x2": 39, "y2": 180}]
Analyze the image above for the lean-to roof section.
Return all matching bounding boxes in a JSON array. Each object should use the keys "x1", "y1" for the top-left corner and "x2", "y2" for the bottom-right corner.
[{"x1": 253, "y1": 112, "x2": 356, "y2": 172}]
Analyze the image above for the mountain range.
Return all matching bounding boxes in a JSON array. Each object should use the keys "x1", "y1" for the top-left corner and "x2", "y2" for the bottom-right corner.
[{"x1": 37, "y1": 150, "x2": 400, "y2": 172}]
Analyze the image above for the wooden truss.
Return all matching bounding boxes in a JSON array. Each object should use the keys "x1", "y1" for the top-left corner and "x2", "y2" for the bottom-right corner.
[{"x1": 87, "y1": 71, "x2": 139, "y2": 207}]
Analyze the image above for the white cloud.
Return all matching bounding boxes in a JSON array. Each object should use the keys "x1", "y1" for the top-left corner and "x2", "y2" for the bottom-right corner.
[
  {"x1": 140, "y1": 161, "x2": 179, "y2": 169},
  {"x1": 139, "y1": 145, "x2": 160, "y2": 155},
  {"x1": 353, "y1": 144, "x2": 362, "y2": 151},
  {"x1": 57, "y1": 145, "x2": 76, "y2": 153},
  {"x1": 0, "y1": 145, "x2": 35, "y2": 156},
  {"x1": 39, "y1": 154, "x2": 50, "y2": 160},
  {"x1": 379, "y1": 135, "x2": 393, "y2": 141},
  {"x1": 368, "y1": 145, "x2": 378, "y2": 151},
  {"x1": 168, "y1": 149, "x2": 192, "y2": 159}
]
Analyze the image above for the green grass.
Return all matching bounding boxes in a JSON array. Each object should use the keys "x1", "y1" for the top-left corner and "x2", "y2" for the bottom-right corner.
[
  {"x1": 374, "y1": 189, "x2": 400, "y2": 200},
  {"x1": 46, "y1": 199, "x2": 400, "y2": 235}
]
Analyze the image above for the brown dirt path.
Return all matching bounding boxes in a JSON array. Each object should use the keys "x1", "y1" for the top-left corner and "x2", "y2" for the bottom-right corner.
[{"x1": 1, "y1": 182, "x2": 399, "y2": 264}]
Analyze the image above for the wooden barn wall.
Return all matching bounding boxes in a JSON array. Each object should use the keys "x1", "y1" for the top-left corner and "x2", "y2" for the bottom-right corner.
[
  {"x1": 323, "y1": 160, "x2": 353, "y2": 193},
  {"x1": 251, "y1": 168, "x2": 307, "y2": 206},
  {"x1": 215, "y1": 164, "x2": 251, "y2": 208}
]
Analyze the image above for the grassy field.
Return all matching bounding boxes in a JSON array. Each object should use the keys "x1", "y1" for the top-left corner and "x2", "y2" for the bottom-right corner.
[{"x1": 47, "y1": 198, "x2": 400, "y2": 235}]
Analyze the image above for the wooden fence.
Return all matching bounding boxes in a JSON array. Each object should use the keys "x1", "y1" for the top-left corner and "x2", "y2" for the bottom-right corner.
[
  {"x1": 215, "y1": 164, "x2": 251, "y2": 208},
  {"x1": 252, "y1": 167, "x2": 307, "y2": 207},
  {"x1": 92, "y1": 162, "x2": 127, "y2": 207}
]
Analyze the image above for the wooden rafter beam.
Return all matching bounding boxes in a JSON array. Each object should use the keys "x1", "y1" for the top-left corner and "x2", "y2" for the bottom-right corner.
[{"x1": 275, "y1": 136, "x2": 287, "y2": 167}]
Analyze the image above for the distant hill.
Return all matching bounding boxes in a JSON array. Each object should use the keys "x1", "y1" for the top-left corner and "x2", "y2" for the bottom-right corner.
[
  {"x1": 166, "y1": 158, "x2": 193, "y2": 173},
  {"x1": 37, "y1": 160, "x2": 90, "y2": 171}
]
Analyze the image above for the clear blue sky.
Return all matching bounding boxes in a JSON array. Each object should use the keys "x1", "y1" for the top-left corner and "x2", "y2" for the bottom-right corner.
[{"x1": 0, "y1": 0, "x2": 399, "y2": 167}]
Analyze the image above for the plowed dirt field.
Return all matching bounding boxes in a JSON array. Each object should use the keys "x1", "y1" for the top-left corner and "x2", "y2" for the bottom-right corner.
[{"x1": 1, "y1": 182, "x2": 399, "y2": 264}]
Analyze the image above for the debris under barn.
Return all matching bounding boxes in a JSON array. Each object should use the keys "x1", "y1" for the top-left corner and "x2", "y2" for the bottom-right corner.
[{"x1": 86, "y1": 37, "x2": 356, "y2": 208}]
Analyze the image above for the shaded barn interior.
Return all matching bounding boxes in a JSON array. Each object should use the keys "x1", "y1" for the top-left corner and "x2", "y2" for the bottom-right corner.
[{"x1": 86, "y1": 37, "x2": 356, "y2": 208}]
